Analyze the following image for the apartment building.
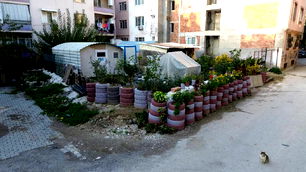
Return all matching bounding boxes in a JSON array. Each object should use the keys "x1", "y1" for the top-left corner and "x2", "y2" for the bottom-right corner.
[
  {"x1": 115, "y1": 0, "x2": 169, "y2": 42},
  {"x1": 0, "y1": 0, "x2": 116, "y2": 47},
  {"x1": 170, "y1": 0, "x2": 306, "y2": 69}
]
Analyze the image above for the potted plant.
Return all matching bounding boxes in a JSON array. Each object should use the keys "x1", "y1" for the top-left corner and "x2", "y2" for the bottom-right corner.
[{"x1": 181, "y1": 75, "x2": 192, "y2": 87}]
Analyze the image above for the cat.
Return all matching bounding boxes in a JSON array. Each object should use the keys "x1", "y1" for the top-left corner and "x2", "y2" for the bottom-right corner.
[{"x1": 260, "y1": 152, "x2": 269, "y2": 164}]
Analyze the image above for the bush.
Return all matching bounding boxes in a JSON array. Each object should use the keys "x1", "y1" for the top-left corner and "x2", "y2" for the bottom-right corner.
[
  {"x1": 214, "y1": 54, "x2": 233, "y2": 74},
  {"x1": 269, "y1": 67, "x2": 282, "y2": 74},
  {"x1": 196, "y1": 55, "x2": 214, "y2": 80},
  {"x1": 24, "y1": 83, "x2": 98, "y2": 126}
]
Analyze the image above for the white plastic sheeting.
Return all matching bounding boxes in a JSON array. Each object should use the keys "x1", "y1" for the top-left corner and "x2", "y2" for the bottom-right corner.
[{"x1": 159, "y1": 51, "x2": 201, "y2": 78}]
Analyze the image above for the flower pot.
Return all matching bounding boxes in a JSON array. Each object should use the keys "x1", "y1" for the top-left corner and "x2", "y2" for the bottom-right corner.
[
  {"x1": 148, "y1": 113, "x2": 161, "y2": 124},
  {"x1": 203, "y1": 104, "x2": 210, "y2": 115},
  {"x1": 148, "y1": 100, "x2": 167, "y2": 124},
  {"x1": 194, "y1": 95, "x2": 203, "y2": 102},
  {"x1": 121, "y1": 93, "x2": 134, "y2": 99},
  {"x1": 86, "y1": 83, "x2": 96, "y2": 88},
  {"x1": 203, "y1": 96, "x2": 210, "y2": 105},
  {"x1": 216, "y1": 101, "x2": 222, "y2": 109}
]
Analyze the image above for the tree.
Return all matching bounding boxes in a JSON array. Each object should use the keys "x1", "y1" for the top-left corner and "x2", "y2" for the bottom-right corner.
[{"x1": 34, "y1": 9, "x2": 99, "y2": 55}]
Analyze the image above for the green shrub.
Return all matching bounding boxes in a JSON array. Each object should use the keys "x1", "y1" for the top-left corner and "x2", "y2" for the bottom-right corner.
[
  {"x1": 196, "y1": 55, "x2": 214, "y2": 80},
  {"x1": 135, "y1": 111, "x2": 148, "y2": 128},
  {"x1": 269, "y1": 67, "x2": 282, "y2": 74}
]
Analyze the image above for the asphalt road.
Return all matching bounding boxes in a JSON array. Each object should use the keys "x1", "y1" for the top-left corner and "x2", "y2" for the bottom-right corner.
[{"x1": 1, "y1": 60, "x2": 306, "y2": 172}]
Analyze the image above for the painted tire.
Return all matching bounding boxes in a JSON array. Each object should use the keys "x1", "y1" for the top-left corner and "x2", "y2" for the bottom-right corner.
[
  {"x1": 135, "y1": 88, "x2": 148, "y2": 96},
  {"x1": 86, "y1": 88, "x2": 95, "y2": 93},
  {"x1": 210, "y1": 104, "x2": 216, "y2": 111},
  {"x1": 194, "y1": 95, "x2": 203, "y2": 102},
  {"x1": 168, "y1": 103, "x2": 185, "y2": 111},
  {"x1": 96, "y1": 83, "x2": 108, "y2": 89},
  {"x1": 216, "y1": 101, "x2": 222, "y2": 109},
  {"x1": 148, "y1": 113, "x2": 161, "y2": 124},
  {"x1": 167, "y1": 118, "x2": 185, "y2": 130},
  {"x1": 194, "y1": 102, "x2": 203, "y2": 107},
  {"x1": 87, "y1": 92, "x2": 95, "y2": 97},
  {"x1": 194, "y1": 106, "x2": 202, "y2": 112},
  {"x1": 134, "y1": 103, "x2": 147, "y2": 109},
  {"x1": 135, "y1": 95, "x2": 147, "y2": 101},
  {"x1": 87, "y1": 97, "x2": 95, "y2": 102},
  {"x1": 168, "y1": 109, "x2": 185, "y2": 117},
  {"x1": 108, "y1": 86, "x2": 119, "y2": 92},
  {"x1": 150, "y1": 103, "x2": 166, "y2": 112},
  {"x1": 120, "y1": 87, "x2": 134, "y2": 94},
  {"x1": 185, "y1": 113, "x2": 195, "y2": 125},
  {"x1": 96, "y1": 98, "x2": 107, "y2": 104},
  {"x1": 195, "y1": 111, "x2": 203, "y2": 120},
  {"x1": 151, "y1": 99, "x2": 167, "y2": 107},
  {"x1": 86, "y1": 83, "x2": 96, "y2": 88},
  {"x1": 120, "y1": 97, "x2": 134, "y2": 103},
  {"x1": 120, "y1": 102, "x2": 133, "y2": 107},
  {"x1": 121, "y1": 93, "x2": 134, "y2": 99}
]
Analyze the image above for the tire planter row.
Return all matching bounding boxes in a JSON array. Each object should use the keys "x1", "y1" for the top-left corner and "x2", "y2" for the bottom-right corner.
[
  {"x1": 120, "y1": 87, "x2": 134, "y2": 107},
  {"x1": 134, "y1": 88, "x2": 148, "y2": 109}
]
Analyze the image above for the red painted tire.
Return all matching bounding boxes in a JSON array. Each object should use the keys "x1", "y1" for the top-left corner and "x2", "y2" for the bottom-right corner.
[
  {"x1": 194, "y1": 106, "x2": 202, "y2": 112},
  {"x1": 87, "y1": 97, "x2": 95, "y2": 102},
  {"x1": 185, "y1": 113, "x2": 195, "y2": 125},
  {"x1": 120, "y1": 97, "x2": 134, "y2": 103},
  {"x1": 120, "y1": 102, "x2": 133, "y2": 107},
  {"x1": 194, "y1": 95, "x2": 203, "y2": 102},
  {"x1": 186, "y1": 108, "x2": 194, "y2": 114},
  {"x1": 168, "y1": 112, "x2": 185, "y2": 121},
  {"x1": 120, "y1": 87, "x2": 134, "y2": 94},
  {"x1": 168, "y1": 103, "x2": 185, "y2": 111},
  {"x1": 148, "y1": 113, "x2": 161, "y2": 124},
  {"x1": 148, "y1": 109, "x2": 160, "y2": 117},
  {"x1": 210, "y1": 90, "x2": 218, "y2": 96},
  {"x1": 120, "y1": 93, "x2": 134, "y2": 99},
  {"x1": 86, "y1": 83, "x2": 96, "y2": 88},
  {"x1": 195, "y1": 112, "x2": 203, "y2": 120},
  {"x1": 151, "y1": 99, "x2": 167, "y2": 107},
  {"x1": 86, "y1": 88, "x2": 95, "y2": 93}
]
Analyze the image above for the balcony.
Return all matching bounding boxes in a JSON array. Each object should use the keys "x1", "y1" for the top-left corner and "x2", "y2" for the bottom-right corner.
[
  {"x1": 94, "y1": 6, "x2": 114, "y2": 16},
  {"x1": 1, "y1": 22, "x2": 32, "y2": 33},
  {"x1": 96, "y1": 22, "x2": 115, "y2": 36}
]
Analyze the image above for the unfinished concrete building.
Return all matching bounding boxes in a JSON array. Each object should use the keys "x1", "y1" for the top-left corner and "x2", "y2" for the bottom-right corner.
[{"x1": 169, "y1": 0, "x2": 306, "y2": 69}]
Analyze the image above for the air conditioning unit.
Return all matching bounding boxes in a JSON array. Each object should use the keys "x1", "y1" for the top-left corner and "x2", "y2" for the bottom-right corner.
[{"x1": 138, "y1": 25, "x2": 144, "y2": 30}]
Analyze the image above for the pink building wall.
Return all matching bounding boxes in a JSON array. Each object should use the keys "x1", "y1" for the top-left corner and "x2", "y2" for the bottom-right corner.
[{"x1": 115, "y1": 0, "x2": 129, "y2": 40}]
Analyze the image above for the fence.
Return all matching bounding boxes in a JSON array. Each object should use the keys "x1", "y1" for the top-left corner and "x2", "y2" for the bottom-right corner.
[{"x1": 252, "y1": 48, "x2": 280, "y2": 68}]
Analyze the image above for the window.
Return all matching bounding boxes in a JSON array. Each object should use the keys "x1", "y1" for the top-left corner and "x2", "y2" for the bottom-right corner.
[
  {"x1": 119, "y1": 2, "x2": 127, "y2": 10},
  {"x1": 186, "y1": 37, "x2": 196, "y2": 45},
  {"x1": 97, "y1": 52, "x2": 106, "y2": 57},
  {"x1": 292, "y1": 2, "x2": 298, "y2": 21},
  {"x1": 120, "y1": 20, "x2": 127, "y2": 29},
  {"x1": 74, "y1": 0, "x2": 85, "y2": 3},
  {"x1": 171, "y1": 0, "x2": 175, "y2": 10},
  {"x1": 2, "y1": 3, "x2": 31, "y2": 23},
  {"x1": 121, "y1": 37, "x2": 129, "y2": 41},
  {"x1": 135, "y1": 0, "x2": 144, "y2": 5},
  {"x1": 135, "y1": 37, "x2": 145, "y2": 41},
  {"x1": 170, "y1": 23, "x2": 174, "y2": 32},
  {"x1": 74, "y1": 13, "x2": 85, "y2": 24},
  {"x1": 113, "y1": 52, "x2": 119, "y2": 58},
  {"x1": 207, "y1": 0, "x2": 217, "y2": 5},
  {"x1": 94, "y1": 0, "x2": 101, "y2": 7},
  {"x1": 135, "y1": 16, "x2": 144, "y2": 26},
  {"x1": 299, "y1": 8, "x2": 304, "y2": 23}
]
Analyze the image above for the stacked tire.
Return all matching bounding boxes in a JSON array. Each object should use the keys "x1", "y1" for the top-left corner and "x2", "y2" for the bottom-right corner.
[
  {"x1": 86, "y1": 83, "x2": 96, "y2": 102},
  {"x1": 148, "y1": 99, "x2": 166, "y2": 124},
  {"x1": 120, "y1": 87, "x2": 134, "y2": 107},
  {"x1": 194, "y1": 95, "x2": 203, "y2": 120},
  {"x1": 210, "y1": 90, "x2": 217, "y2": 112},
  {"x1": 242, "y1": 78, "x2": 248, "y2": 97},
  {"x1": 203, "y1": 92, "x2": 210, "y2": 115},
  {"x1": 107, "y1": 86, "x2": 120, "y2": 104},
  {"x1": 246, "y1": 76, "x2": 252, "y2": 95},
  {"x1": 217, "y1": 87, "x2": 223, "y2": 109},
  {"x1": 237, "y1": 80, "x2": 243, "y2": 98},
  {"x1": 95, "y1": 83, "x2": 108, "y2": 104},
  {"x1": 185, "y1": 100, "x2": 195, "y2": 125},
  {"x1": 232, "y1": 80, "x2": 238, "y2": 101},
  {"x1": 167, "y1": 103, "x2": 185, "y2": 130},
  {"x1": 261, "y1": 72, "x2": 268, "y2": 83},
  {"x1": 222, "y1": 84, "x2": 229, "y2": 106},
  {"x1": 134, "y1": 89, "x2": 148, "y2": 109},
  {"x1": 228, "y1": 82, "x2": 235, "y2": 103}
]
